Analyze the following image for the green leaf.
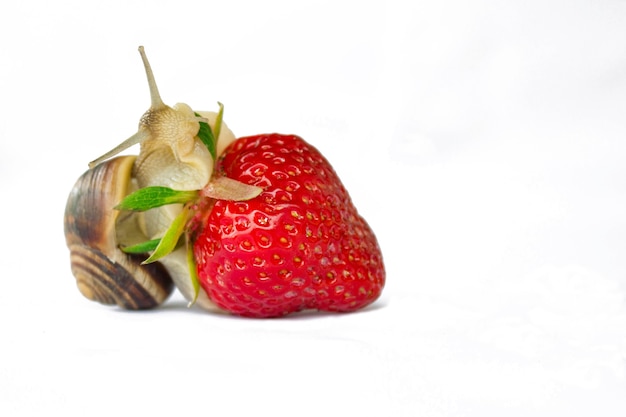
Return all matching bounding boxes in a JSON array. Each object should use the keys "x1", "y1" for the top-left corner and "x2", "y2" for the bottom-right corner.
[
  {"x1": 201, "y1": 176, "x2": 263, "y2": 201},
  {"x1": 195, "y1": 111, "x2": 216, "y2": 160},
  {"x1": 120, "y1": 239, "x2": 161, "y2": 254},
  {"x1": 186, "y1": 239, "x2": 200, "y2": 306},
  {"x1": 116, "y1": 187, "x2": 198, "y2": 212},
  {"x1": 141, "y1": 207, "x2": 192, "y2": 264},
  {"x1": 213, "y1": 102, "x2": 224, "y2": 146}
]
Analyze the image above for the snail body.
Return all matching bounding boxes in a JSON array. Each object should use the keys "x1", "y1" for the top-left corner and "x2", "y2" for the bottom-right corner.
[{"x1": 65, "y1": 46, "x2": 235, "y2": 310}]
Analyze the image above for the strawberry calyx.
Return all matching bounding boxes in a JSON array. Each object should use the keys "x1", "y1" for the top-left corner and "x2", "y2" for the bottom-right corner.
[{"x1": 117, "y1": 181, "x2": 263, "y2": 257}]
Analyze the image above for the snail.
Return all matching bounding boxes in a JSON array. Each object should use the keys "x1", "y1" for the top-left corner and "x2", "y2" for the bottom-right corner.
[{"x1": 64, "y1": 46, "x2": 238, "y2": 310}]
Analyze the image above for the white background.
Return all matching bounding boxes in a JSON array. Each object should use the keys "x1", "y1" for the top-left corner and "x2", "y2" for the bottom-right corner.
[{"x1": 1, "y1": 0, "x2": 626, "y2": 415}]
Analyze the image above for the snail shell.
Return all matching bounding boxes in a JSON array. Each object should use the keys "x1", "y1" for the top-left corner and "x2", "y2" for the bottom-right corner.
[
  {"x1": 64, "y1": 155, "x2": 174, "y2": 309},
  {"x1": 65, "y1": 46, "x2": 239, "y2": 312}
]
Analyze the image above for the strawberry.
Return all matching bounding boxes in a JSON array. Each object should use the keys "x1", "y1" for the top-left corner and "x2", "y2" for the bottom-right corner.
[{"x1": 191, "y1": 133, "x2": 385, "y2": 317}]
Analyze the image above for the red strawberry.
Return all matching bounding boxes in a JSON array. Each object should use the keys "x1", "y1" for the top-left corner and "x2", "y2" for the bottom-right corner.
[{"x1": 192, "y1": 133, "x2": 385, "y2": 317}]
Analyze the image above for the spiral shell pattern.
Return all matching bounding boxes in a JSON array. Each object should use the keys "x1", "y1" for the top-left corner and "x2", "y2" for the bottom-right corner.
[{"x1": 64, "y1": 155, "x2": 174, "y2": 309}]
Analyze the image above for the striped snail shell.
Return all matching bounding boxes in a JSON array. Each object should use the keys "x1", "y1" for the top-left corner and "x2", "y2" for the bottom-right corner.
[
  {"x1": 64, "y1": 46, "x2": 238, "y2": 312},
  {"x1": 64, "y1": 155, "x2": 174, "y2": 309}
]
